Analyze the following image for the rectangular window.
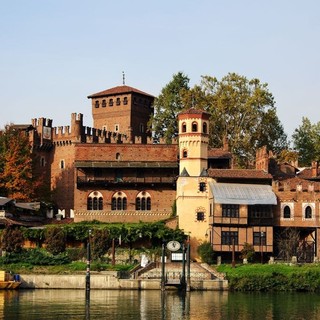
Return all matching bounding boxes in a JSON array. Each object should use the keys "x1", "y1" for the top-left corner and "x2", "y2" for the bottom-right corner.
[
  {"x1": 222, "y1": 204, "x2": 239, "y2": 218},
  {"x1": 248, "y1": 205, "x2": 272, "y2": 218},
  {"x1": 197, "y1": 212, "x2": 205, "y2": 221},
  {"x1": 199, "y1": 182, "x2": 206, "y2": 192},
  {"x1": 221, "y1": 231, "x2": 238, "y2": 245},
  {"x1": 253, "y1": 232, "x2": 266, "y2": 245}
]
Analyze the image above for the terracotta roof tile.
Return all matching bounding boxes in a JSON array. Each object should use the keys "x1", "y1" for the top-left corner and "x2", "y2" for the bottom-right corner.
[
  {"x1": 208, "y1": 147, "x2": 232, "y2": 158},
  {"x1": 297, "y1": 168, "x2": 320, "y2": 180},
  {"x1": 208, "y1": 169, "x2": 272, "y2": 179},
  {"x1": 87, "y1": 85, "x2": 154, "y2": 99}
]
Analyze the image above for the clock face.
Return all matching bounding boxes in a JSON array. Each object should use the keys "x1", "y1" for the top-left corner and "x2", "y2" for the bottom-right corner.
[{"x1": 167, "y1": 240, "x2": 181, "y2": 252}]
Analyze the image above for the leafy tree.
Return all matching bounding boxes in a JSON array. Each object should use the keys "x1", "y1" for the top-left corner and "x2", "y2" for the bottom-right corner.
[
  {"x1": 197, "y1": 241, "x2": 215, "y2": 265},
  {"x1": 182, "y1": 73, "x2": 288, "y2": 167},
  {"x1": 45, "y1": 226, "x2": 66, "y2": 255},
  {"x1": 292, "y1": 117, "x2": 320, "y2": 166},
  {"x1": 1, "y1": 227, "x2": 24, "y2": 253},
  {"x1": 0, "y1": 126, "x2": 37, "y2": 200},
  {"x1": 240, "y1": 242, "x2": 255, "y2": 262},
  {"x1": 276, "y1": 228, "x2": 300, "y2": 262},
  {"x1": 152, "y1": 72, "x2": 288, "y2": 167},
  {"x1": 148, "y1": 72, "x2": 190, "y2": 143},
  {"x1": 90, "y1": 228, "x2": 110, "y2": 261}
]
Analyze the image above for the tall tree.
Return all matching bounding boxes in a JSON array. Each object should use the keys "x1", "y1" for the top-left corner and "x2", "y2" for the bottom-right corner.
[
  {"x1": 148, "y1": 72, "x2": 190, "y2": 143},
  {"x1": 182, "y1": 73, "x2": 288, "y2": 167},
  {"x1": 292, "y1": 117, "x2": 320, "y2": 166},
  {"x1": 0, "y1": 126, "x2": 35, "y2": 200}
]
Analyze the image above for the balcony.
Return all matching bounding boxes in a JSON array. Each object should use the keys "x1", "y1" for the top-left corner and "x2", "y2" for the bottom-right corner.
[{"x1": 77, "y1": 176, "x2": 176, "y2": 188}]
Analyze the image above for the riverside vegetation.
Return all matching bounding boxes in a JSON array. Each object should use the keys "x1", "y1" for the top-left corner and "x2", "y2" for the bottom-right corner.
[
  {"x1": 0, "y1": 221, "x2": 185, "y2": 275},
  {"x1": 217, "y1": 263, "x2": 320, "y2": 292}
]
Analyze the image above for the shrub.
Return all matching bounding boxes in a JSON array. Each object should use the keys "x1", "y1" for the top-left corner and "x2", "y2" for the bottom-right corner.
[
  {"x1": 1, "y1": 227, "x2": 24, "y2": 253},
  {"x1": 240, "y1": 242, "x2": 255, "y2": 262},
  {"x1": 45, "y1": 226, "x2": 66, "y2": 255},
  {"x1": 197, "y1": 242, "x2": 215, "y2": 265},
  {"x1": 90, "y1": 229, "x2": 110, "y2": 261}
]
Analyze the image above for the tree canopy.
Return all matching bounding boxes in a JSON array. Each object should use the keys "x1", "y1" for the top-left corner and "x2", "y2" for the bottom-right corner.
[
  {"x1": 292, "y1": 117, "x2": 320, "y2": 166},
  {"x1": 0, "y1": 126, "x2": 37, "y2": 200},
  {"x1": 150, "y1": 72, "x2": 288, "y2": 167},
  {"x1": 148, "y1": 72, "x2": 190, "y2": 143}
]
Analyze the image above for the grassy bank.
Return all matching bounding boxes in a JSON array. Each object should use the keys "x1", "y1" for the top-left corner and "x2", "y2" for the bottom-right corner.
[
  {"x1": 0, "y1": 262, "x2": 133, "y2": 275},
  {"x1": 217, "y1": 263, "x2": 320, "y2": 292}
]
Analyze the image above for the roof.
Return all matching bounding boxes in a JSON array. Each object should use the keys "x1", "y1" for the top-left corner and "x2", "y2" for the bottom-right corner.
[
  {"x1": 208, "y1": 148, "x2": 232, "y2": 159},
  {"x1": 297, "y1": 167, "x2": 320, "y2": 180},
  {"x1": 208, "y1": 169, "x2": 272, "y2": 180},
  {"x1": 0, "y1": 197, "x2": 13, "y2": 206},
  {"x1": 210, "y1": 183, "x2": 277, "y2": 205},
  {"x1": 87, "y1": 85, "x2": 154, "y2": 99},
  {"x1": 15, "y1": 202, "x2": 40, "y2": 211}
]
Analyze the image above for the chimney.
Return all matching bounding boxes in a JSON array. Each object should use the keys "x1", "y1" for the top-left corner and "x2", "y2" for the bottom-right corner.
[{"x1": 311, "y1": 161, "x2": 319, "y2": 177}]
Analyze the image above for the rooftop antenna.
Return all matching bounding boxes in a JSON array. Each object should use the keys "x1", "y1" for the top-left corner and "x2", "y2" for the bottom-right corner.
[{"x1": 122, "y1": 71, "x2": 125, "y2": 85}]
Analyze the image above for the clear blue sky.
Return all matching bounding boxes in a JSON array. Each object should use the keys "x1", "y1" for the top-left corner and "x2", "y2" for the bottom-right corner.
[{"x1": 1, "y1": 0, "x2": 319, "y2": 138}]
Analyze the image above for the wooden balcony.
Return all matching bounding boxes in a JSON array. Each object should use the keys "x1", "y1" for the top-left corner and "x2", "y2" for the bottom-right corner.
[{"x1": 77, "y1": 176, "x2": 176, "y2": 188}]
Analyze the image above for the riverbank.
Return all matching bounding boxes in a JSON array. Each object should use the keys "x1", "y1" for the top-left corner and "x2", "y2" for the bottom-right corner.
[
  {"x1": 217, "y1": 263, "x2": 320, "y2": 292},
  {"x1": 19, "y1": 272, "x2": 228, "y2": 291}
]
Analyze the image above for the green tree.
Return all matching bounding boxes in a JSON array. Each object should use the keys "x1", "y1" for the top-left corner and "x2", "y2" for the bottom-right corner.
[
  {"x1": 197, "y1": 242, "x2": 215, "y2": 265},
  {"x1": 240, "y1": 242, "x2": 255, "y2": 262},
  {"x1": 0, "y1": 126, "x2": 36, "y2": 200},
  {"x1": 1, "y1": 227, "x2": 24, "y2": 253},
  {"x1": 148, "y1": 72, "x2": 190, "y2": 143},
  {"x1": 45, "y1": 226, "x2": 66, "y2": 255},
  {"x1": 183, "y1": 73, "x2": 288, "y2": 167},
  {"x1": 90, "y1": 228, "x2": 110, "y2": 261},
  {"x1": 292, "y1": 117, "x2": 320, "y2": 166}
]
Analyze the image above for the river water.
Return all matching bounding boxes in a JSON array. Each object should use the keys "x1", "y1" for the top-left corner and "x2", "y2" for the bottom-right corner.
[{"x1": 1, "y1": 289, "x2": 320, "y2": 320}]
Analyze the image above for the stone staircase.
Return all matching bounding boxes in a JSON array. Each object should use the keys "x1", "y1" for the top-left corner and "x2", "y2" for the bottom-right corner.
[{"x1": 137, "y1": 262, "x2": 221, "y2": 281}]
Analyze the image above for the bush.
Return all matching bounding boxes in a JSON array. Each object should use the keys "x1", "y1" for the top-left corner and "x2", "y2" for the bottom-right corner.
[
  {"x1": 45, "y1": 226, "x2": 66, "y2": 255},
  {"x1": 240, "y1": 242, "x2": 255, "y2": 262},
  {"x1": 0, "y1": 248, "x2": 71, "y2": 266},
  {"x1": 197, "y1": 242, "x2": 215, "y2": 265},
  {"x1": 1, "y1": 227, "x2": 24, "y2": 253},
  {"x1": 91, "y1": 229, "x2": 110, "y2": 261},
  {"x1": 66, "y1": 247, "x2": 87, "y2": 261}
]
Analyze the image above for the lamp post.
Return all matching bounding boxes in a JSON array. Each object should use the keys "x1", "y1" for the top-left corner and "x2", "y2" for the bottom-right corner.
[
  {"x1": 186, "y1": 233, "x2": 191, "y2": 292},
  {"x1": 261, "y1": 231, "x2": 264, "y2": 264},
  {"x1": 231, "y1": 236, "x2": 235, "y2": 268},
  {"x1": 85, "y1": 229, "x2": 91, "y2": 301}
]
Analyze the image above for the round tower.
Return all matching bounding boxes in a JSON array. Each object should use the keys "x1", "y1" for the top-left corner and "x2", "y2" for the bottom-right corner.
[{"x1": 178, "y1": 108, "x2": 210, "y2": 176}]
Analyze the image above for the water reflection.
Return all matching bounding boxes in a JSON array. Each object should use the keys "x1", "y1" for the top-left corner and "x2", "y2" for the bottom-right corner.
[{"x1": 1, "y1": 289, "x2": 320, "y2": 319}]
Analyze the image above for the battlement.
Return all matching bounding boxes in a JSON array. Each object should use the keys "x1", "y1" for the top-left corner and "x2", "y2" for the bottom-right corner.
[{"x1": 31, "y1": 113, "x2": 177, "y2": 146}]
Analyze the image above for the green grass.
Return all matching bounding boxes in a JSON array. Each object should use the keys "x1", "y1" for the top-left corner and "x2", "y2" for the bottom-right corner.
[
  {"x1": 216, "y1": 263, "x2": 320, "y2": 292},
  {"x1": 0, "y1": 262, "x2": 135, "y2": 275}
]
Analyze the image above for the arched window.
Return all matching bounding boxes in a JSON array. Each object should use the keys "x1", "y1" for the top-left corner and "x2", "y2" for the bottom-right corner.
[
  {"x1": 203, "y1": 122, "x2": 207, "y2": 134},
  {"x1": 136, "y1": 191, "x2": 151, "y2": 211},
  {"x1": 305, "y1": 205, "x2": 312, "y2": 219},
  {"x1": 112, "y1": 191, "x2": 127, "y2": 210},
  {"x1": 116, "y1": 152, "x2": 121, "y2": 160},
  {"x1": 283, "y1": 205, "x2": 291, "y2": 219},
  {"x1": 182, "y1": 149, "x2": 188, "y2": 158},
  {"x1": 192, "y1": 121, "x2": 198, "y2": 132},
  {"x1": 182, "y1": 122, "x2": 187, "y2": 133},
  {"x1": 87, "y1": 191, "x2": 103, "y2": 210}
]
